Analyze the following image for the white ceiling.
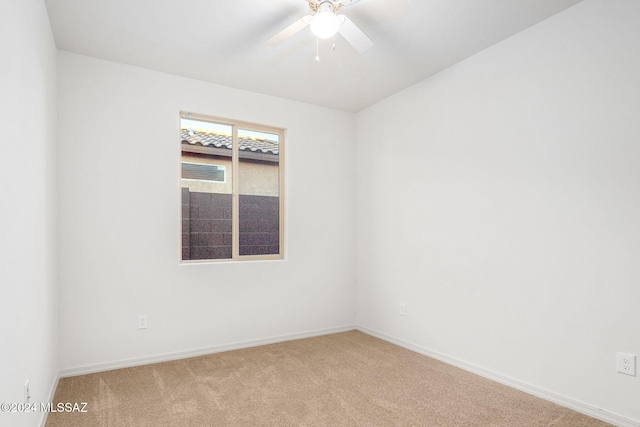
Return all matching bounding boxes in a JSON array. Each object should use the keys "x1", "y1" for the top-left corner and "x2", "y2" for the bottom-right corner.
[{"x1": 45, "y1": 0, "x2": 583, "y2": 112}]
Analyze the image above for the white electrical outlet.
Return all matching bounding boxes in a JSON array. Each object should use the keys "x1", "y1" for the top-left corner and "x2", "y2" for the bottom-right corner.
[
  {"x1": 399, "y1": 303, "x2": 406, "y2": 317},
  {"x1": 137, "y1": 314, "x2": 147, "y2": 330},
  {"x1": 24, "y1": 380, "x2": 30, "y2": 403},
  {"x1": 616, "y1": 352, "x2": 636, "y2": 376}
]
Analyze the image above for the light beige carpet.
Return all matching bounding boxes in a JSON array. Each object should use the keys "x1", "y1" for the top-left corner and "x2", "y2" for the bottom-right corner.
[{"x1": 46, "y1": 331, "x2": 613, "y2": 427}]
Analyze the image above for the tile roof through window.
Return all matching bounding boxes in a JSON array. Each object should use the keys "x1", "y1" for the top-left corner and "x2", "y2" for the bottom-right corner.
[{"x1": 181, "y1": 129, "x2": 279, "y2": 156}]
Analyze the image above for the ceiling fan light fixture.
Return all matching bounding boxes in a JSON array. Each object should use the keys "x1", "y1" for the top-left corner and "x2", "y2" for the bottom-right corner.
[{"x1": 310, "y1": 5, "x2": 341, "y2": 39}]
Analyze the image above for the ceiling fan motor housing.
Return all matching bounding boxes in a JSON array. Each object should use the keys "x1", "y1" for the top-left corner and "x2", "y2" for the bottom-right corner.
[{"x1": 309, "y1": 0, "x2": 344, "y2": 13}]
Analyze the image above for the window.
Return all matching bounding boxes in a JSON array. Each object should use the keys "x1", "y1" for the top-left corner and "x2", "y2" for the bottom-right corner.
[
  {"x1": 181, "y1": 163, "x2": 226, "y2": 183},
  {"x1": 180, "y1": 112, "x2": 284, "y2": 262}
]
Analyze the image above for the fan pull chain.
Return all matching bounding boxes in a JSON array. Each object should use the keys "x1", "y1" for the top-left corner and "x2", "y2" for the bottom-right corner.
[
  {"x1": 315, "y1": 37, "x2": 320, "y2": 62},
  {"x1": 332, "y1": 35, "x2": 336, "y2": 51}
]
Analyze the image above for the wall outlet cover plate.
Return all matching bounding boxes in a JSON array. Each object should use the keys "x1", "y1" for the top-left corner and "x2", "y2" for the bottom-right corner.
[{"x1": 616, "y1": 352, "x2": 636, "y2": 376}]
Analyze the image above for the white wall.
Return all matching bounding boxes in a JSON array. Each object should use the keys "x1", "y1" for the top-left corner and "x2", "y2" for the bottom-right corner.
[
  {"x1": 0, "y1": 1, "x2": 58, "y2": 426},
  {"x1": 57, "y1": 51, "x2": 356, "y2": 371},
  {"x1": 356, "y1": 0, "x2": 640, "y2": 424}
]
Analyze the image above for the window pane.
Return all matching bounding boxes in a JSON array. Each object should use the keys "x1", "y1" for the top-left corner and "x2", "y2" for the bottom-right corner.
[
  {"x1": 181, "y1": 119, "x2": 233, "y2": 260},
  {"x1": 238, "y1": 129, "x2": 280, "y2": 256}
]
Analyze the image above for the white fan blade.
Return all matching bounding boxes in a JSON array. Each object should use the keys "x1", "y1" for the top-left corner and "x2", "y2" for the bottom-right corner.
[
  {"x1": 266, "y1": 16, "x2": 312, "y2": 46},
  {"x1": 338, "y1": 16, "x2": 373, "y2": 54}
]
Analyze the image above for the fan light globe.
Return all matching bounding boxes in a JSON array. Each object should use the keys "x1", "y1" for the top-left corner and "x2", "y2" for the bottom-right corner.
[{"x1": 310, "y1": 10, "x2": 340, "y2": 39}]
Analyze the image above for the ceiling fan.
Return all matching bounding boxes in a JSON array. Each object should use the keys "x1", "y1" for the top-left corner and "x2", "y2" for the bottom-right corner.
[{"x1": 267, "y1": 0, "x2": 373, "y2": 56}]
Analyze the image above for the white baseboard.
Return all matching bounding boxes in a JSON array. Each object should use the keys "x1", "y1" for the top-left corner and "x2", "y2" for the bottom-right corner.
[
  {"x1": 39, "y1": 371, "x2": 60, "y2": 427},
  {"x1": 59, "y1": 324, "x2": 356, "y2": 378},
  {"x1": 357, "y1": 326, "x2": 639, "y2": 427}
]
